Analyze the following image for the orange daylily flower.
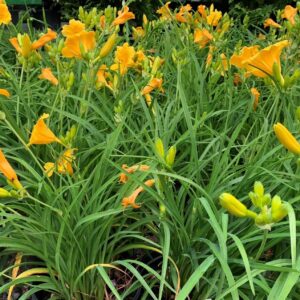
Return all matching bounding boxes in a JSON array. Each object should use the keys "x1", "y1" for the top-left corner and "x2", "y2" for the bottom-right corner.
[
  {"x1": 141, "y1": 78, "x2": 163, "y2": 95},
  {"x1": 38, "y1": 68, "x2": 58, "y2": 86},
  {"x1": 157, "y1": 2, "x2": 173, "y2": 20},
  {"x1": 112, "y1": 6, "x2": 135, "y2": 26},
  {"x1": 0, "y1": 149, "x2": 18, "y2": 182},
  {"x1": 264, "y1": 18, "x2": 281, "y2": 29},
  {"x1": 0, "y1": 88, "x2": 10, "y2": 97},
  {"x1": 62, "y1": 31, "x2": 96, "y2": 59},
  {"x1": 194, "y1": 28, "x2": 213, "y2": 48},
  {"x1": 28, "y1": 113, "x2": 62, "y2": 146},
  {"x1": 110, "y1": 42, "x2": 136, "y2": 75},
  {"x1": 10, "y1": 29, "x2": 56, "y2": 58},
  {"x1": 197, "y1": 5, "x2": 207, "y2": 18},
  {"x1": 230, "y1": 45, "x2": 260, "y2": 69},
  {"x1": 44, "y1": 148, "x2": 76, "y2": 177},
  {"x1": 119, "y1": 164, "x2": 150, "y2": 184},
  {"x1": 243, "y1": 40, "x2": 289, "y2": 78},
  {"x1": 281, "y1": 5, "x2": 298, "y2": 26},
  {"x1": 0, "y1": 3, "x2": 11, "y2": 25},
  {"x1": 96, "y1": 64, "x2": 113, "y2": 90},
  {"x1": 0, "y1": 149, "x2": 22, "y2": 189},
  {"x1": 31, "y1": 29, "x2": 57, "y2": 50},
  {"x1": 122, "y1": 179, "x2": 155, "y2": 209},
  {"x1": 175, "y1": 4, "x2": 192, "y2": 23},
  {"x1": 206, "y1": 5, "x2": 222, "y2": 27},
  {"x1": 274, "y1": 123, "x2": 300, "y2": 155},
  {"x1": 251, "y1": 87, "x2": 260, "y2": 111},
  {"x1": 62, "y1": 19, "x2": 85, "y2": 37}
]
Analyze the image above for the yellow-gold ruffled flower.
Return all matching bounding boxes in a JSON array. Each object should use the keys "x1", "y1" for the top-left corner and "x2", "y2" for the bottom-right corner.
[
  {"x1": 28, "y1": 113, "x2": 62, "y2": 146},
  {"x1": 0, "y1": 88, "x2": 10, "y2": 98},
  {"x1": 0, "y1": 2, "x2": 11, "y2": 25},
  {"x1": 251, "y1": 87, "x2": 260, "y2": 111},
  {"x1": 281, "y1": 5, "x2": 297, "y2": 26},
  {"x1": 273, "y1": 122, "x2": 300, "y2": 155},
  {"x1": 264, "y1": 18, "x2": 281, "y2": 29},
  {"x1": 38, "y1": 68, "x2": 58, "y2": 86}
]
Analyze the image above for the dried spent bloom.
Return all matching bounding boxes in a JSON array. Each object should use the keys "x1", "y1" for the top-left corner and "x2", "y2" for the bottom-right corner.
[
  {"x1": 28, "y1": 113, "x2": 62, "y2": 146},
  {"x1": 264, "y1": 18, "x2": 281, "y2": 29},
  {"x1": 112, "y1": 6, "x2": 135, "y2": 26},
  {"x1": 251, "y1": 87, "x2": 260, "y2": 111},
  {"x1": 273, "y1": 122, "x2": 300, "y2": 155},
  {"x1": 62, "y1": 19, "x2": 85, "y2": 37},
  {"x1": 0, "y1": 88, "x2": 10, "y2": 97},
  {"x1": 122, "y1": 179, "x2": 155, "y2": 208},
  {"x1": 38, "y1": 68, "x2": 58, "y2": 86}
]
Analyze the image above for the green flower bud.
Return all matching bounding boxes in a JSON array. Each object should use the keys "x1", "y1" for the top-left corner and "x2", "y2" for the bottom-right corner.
[
  {"x1": 155, "y1": 138, "x2": 165, "y2": 159},
  {"x1": 166, "y1": 145, "x2": 176, "y2": 168}
]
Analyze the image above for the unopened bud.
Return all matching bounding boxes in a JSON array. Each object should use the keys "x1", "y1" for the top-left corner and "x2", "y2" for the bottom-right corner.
[
  {"x1": 155, "y1": 138, "x2": 165, "y2": 159},
  {"x1": 166, "y1": 145, "x2": 176, "y2": 168}
]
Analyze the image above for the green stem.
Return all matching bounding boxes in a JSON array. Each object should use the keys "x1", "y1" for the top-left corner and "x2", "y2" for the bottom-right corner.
[{"x1": 255, "y1": 229, "x2": 268, "y2": 260}]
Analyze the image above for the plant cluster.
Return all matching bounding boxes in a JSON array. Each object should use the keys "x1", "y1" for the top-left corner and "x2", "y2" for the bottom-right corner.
[{"x1": 0, "y1": 1, "x2": 300, "y2": 299}]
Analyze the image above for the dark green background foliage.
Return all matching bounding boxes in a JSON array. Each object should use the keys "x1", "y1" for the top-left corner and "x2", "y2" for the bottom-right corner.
[{"x1": 48, "y1": 0, "x2": 295, "y2": 21}]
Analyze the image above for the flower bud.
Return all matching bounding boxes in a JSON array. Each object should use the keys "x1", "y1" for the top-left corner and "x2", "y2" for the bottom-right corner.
[
  {"x1": 0, "y1": 111, "x2": 6, "y2": 120},
  {"x1": 219, "y1": 193, "x2": 257, "y2": 218},
  {"x1": 155, "y1": 138, "x2": 165, "y2": 159},
  {"x1": 166, "y1": 145, "x2": 176, "y2": 168},
  {"x1": 272, "y1": 61, "x2": 284, "y2": 87},
  {"x1": 271, "y1": 195, "x2": 288, "y2": 222},
  {"x1": 0, "y1": 188, "x2": 11, "y2": 198},
  {"x1": 99, "y1": 33, "x2": 118, "y2": 59}
]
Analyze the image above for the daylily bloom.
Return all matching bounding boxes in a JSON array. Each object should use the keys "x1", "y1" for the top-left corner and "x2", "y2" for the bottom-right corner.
[
  {"x1": 243, "y1": 40, "x2": 289, "y2": 79},
  {"x1": 110, "y1": 42, "x2": 135, "y2": 75},
  {"x1": 273, "y1": 122, "x2": 300, "y2": 155},
  {"x1": 281, "y1": 5, "x2": 298, "y2": 26},
  {"x1": 132, "y1": 27, "x2": 145, "y2": 41},
  {"x1": 38, "y1": 68, "x2": 58, "y2": 86},
  {"x1": 62, "y1": 31, "x2": 96, "y2": 59},
  {"x1": 0, "y1": 88, "x2": 10, "y2": 97},
  {"x1": 10, "y1": 29, "x2": 57, "y2": 58},
  {"x1": 122, "y1": 179, "x2": 155, "y2": 208},
  {"x1": 112, "y1": 6, "x2": 135, "y2": 26},
  {"x1": 264, "y1": 18, "x2": 281, "y2": 29},
  {"x1": 0, "y1": 2, "x2": 11, "y2": 25},
  {"x1": 230, "y1": 45, "x2": 260, "y2": 69},
  {"x1": 206, "y1": 5, "x2": 222, "y2": 27},
  {"x1": 251, "y1": 87, "x2": 260, "y2": 111},
  {"x1": 194, "y1": 28, "x2": 213, "y2": 48},
  {"x1": 31, "y1": 29, "x2": 57, "y2": 50},
  {"x1": 96, "y1": 64, "x2": 113, "y2": 90},
  {"x1": 197, "y1": 5, "x2": 207, "y2": 18},
  {"x1": 100, "y1": 15, "x2": 106, "y2": 30},
  {"x1": 44, "y1": 148, "x2": 76, "y2": 177},
  {"x1": 156, "y1": 2, "x2": 173, "y2": 21},
  {"x1": 62, "y1": 19, "x2": 85, "y2": 37},
  {"x1": 119, "y1": 164, "x2": 150, "y2": 184},
  {"x1": 141, "y1": 78, "x2": 163, "y2": 95},
  {"x1": 219, "y1": 192, "x2": 257, "y2": 218},
  {"x1": 28, "y1": 113, "x2": 62, "y2": 146},
  {"x1": 0, "y1": 149, "x2": 22, "y2": 190},
  {"x1": 175, "y1": 4, "x2": 192, "y2": 23}
]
